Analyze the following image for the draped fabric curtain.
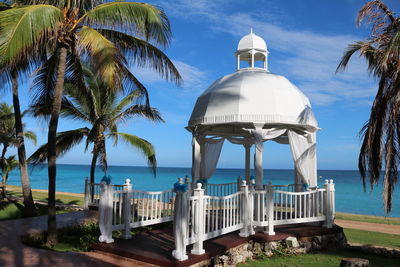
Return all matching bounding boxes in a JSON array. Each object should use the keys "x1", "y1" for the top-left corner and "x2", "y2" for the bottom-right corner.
[
  {"x1": 287, "y1": 130, "x2": 317, "y2": 187},
  {"x1": 200, "y1": 137, "x2": 225, "y2": 180},
  {"x1": 250, "y1": 127, "x2": 287, "y2": 187}
]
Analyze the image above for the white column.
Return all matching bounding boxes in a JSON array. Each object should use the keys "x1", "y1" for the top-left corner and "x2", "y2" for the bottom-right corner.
[
  {"x1": 237, "y1": 55, "x2": 240, "y2": 70},
  {"x1": 254, "y1": 141, "x2": 263, "y2": 189},
  {"x1": 251, "y1": 50, "x2": 255, "y2": 68},
  {"x1": 192, "y1": 135, "x2": 202, "y2": 188},
  {"x1": 191, "y1": 183, "x2": 205, "y2": 255},
  {"x1": 98, "y1": 183, "x2": 114, "y2": 243},
  {"x1": 239, "y1": 180, "x2": 250, "y2": 237},
  {"x1": 122, "y1": 179, "x2": 132, "y2": 239},
  {"x1": 294, "y1": 166, "x2": 303, "y2": 192},
  {"x1": 172, "y1": 190, "x2": 189, "y2": 261},
  {"x1": 266, "y1": 181, "x2": 275, "y2": 235},
  {"x1": 324, "y1": 179, "x2": 335, "y2": 228},
  {"x1": 244, "y1": 144, "x2": 251, "y2": 184}
]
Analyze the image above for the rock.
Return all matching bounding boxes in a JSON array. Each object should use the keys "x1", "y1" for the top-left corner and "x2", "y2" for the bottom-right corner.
[
  {"x1": 303, "y1": 242, "x2": 312, "y2": 251},
  {"x1": 265, "y1": 241, "x2": 278, "y2": 251},
  {"x1": 340, "y1": 258, "x2": 369, "y2": 267},
  {"x1": 313, "y1": 235, "x2": 322, "y2": 244},
  {"x1": 285, "y1": 237, "x2": 300, "y2": 248}
]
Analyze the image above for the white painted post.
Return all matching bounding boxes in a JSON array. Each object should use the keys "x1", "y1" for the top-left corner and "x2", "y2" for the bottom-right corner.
[
  {"x1": 329, "y1": 179, "x2": 335, "y2": 226},
  {"x1": 239, "y1": 180, "x2": 250, "y2": 237},
  {"x1": 83, "y1": 177, "x2": 90, "y2": 210},
  {"x1": 249, "y1": 181, "x2": 255, "y2": 235},
  {"x1": 266, "y1": 181, "x2": 275, "y2": 235},
  {"x1": 122, "y1": 179, "x2": 132, "y2": 239},
  {"x1": 324, "y1": 179, "x2": 333, "y2": 228},
  {"x1": 191, "y1": 183, "x2": 205, "y2": 255},
  {"x1": 99, "y1": 183, "x2": 114, "y2": 243},
  {"x1": 172, "y1": 189, "x2": 189, "y2": 261}
]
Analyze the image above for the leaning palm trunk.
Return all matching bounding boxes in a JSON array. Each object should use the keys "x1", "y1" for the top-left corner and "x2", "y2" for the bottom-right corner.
[
  {"x1": 47, "y1": 47, "x2": 68, "y2": 245},
  {"x1": 89, "y1": 146, "x2": 99, "y2": 201},
  {"x1": 1, "y1": 171, "x2": 9, "y2": 199},
  {"x1": 11, "y1": 70, "x2": 37, "y2": 216}
]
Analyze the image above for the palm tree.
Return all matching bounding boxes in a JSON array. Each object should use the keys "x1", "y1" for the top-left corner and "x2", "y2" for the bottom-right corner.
[
  {"x1": 1, "y1": 155, "x2": 18, "y2": 199},
  {"x1": 0, "y1": 0, "x2": 40, "y2": 217},
  {"x1": 0, "y1": 0, "x2": 181, "y2": 244},
  {"x1": 29, "y1": 67, "x2": 163, "y2": 193},
  {"x1": 337, "y1": 1, "x2": 400, "y2": 213}
]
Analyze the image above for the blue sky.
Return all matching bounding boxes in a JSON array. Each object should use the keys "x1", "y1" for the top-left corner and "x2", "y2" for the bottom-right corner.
[{"x1": 2, "y1": 0, "x2": 400, "y2": 170}]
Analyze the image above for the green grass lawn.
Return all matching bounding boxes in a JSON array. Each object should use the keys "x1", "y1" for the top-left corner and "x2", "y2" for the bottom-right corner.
[
  {"x1": 344, "y1": 228, "x2": 400, "y2": 249},
  {"x1": 1, "y1": 185, "x2": 84, "y2": 221},
  {"x1": 0, "y1": 199, "x2": 74, "y2": 221},
  {"x1": 6, "y1": 185, "x2": 84, "y2": 206},
  {"x1": 336, "y1": 212, "x2": 400, "y2": 225},
  {"x1": 240, "y1": 248, "x2": 400, "y2": 267}
]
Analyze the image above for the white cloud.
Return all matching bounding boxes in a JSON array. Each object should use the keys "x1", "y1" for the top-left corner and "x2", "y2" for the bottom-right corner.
[
  {"x1": 154, "y1": 0, "x2": 377, "y2": 106},
  {"x1": 131, "y1": 60, "x2": 207, "y2": 93}
]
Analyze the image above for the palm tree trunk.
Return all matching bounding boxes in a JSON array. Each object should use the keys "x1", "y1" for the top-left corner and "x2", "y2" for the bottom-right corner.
[
  {"x1": 1, "y1": 174, "x2": 8, "y2": 198},
  {"x1": 46, "y1": 46, "x2": 68, "y2": 246},
  {"x1": 11, "y1": 69, "x2": 37, "y2": 216},
  {"x1": 1, "y1": 143, "x2": 8, "y2": 160},
  {"x1": 2, "y1": 171, "x2": 9, "y2": 199},
  {"x1": 90, "y1": 146, "x2": 98, "y2": 201}
]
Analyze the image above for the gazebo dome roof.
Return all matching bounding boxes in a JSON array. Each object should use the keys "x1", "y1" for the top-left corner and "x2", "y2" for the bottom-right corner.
[
  {"x1": 237, "y1": 30, "x2": 267, "y2": 52},
  {"x1": 188, "y1": 69, "x2": 318, "y2": 131}
]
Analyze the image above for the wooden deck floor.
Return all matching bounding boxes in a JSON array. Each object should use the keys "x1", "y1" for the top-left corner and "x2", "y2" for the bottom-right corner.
[{"x1": 92, "y1": 224, "x2": 343, "y2": 267}]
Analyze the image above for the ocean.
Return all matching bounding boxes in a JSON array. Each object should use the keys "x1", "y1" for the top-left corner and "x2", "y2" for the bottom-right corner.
[{"x1": 6, "y1": 164, "x2": 400, "y2": 218}]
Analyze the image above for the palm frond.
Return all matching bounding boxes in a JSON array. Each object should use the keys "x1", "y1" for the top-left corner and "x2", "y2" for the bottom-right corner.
[
  {"x1": 77, "y1": 26, "x2": 125, "y2": 89},
  {"x1": 0, "y1": 5, "x2": 62, "y2": 66},
  {"x1": 30, "y1": 52, "x2": 59, "y2": 117},
  {"x1": 96, "y1": 29, "x2": 181, "y2": 85},
  {"x1": 28, "y1": 127, "x2": 89, "y2": 165},
  {"x1": 80, "y1": 2, "x2": 171, "y2": 47},
  {"x1": 111, "y1": 132, "x2": 157, "y2": 175},
  {"x1": 113, "y1": 104, "x2": 164, "y2": 124},
  {"x1": 23, "y1": 130, "x2": 37, "y2": 145}
]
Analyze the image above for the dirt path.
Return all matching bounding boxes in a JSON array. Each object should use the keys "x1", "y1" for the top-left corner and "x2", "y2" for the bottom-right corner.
[{"x1": 335, "y1": 219, "x2": 400, "y2": 235}]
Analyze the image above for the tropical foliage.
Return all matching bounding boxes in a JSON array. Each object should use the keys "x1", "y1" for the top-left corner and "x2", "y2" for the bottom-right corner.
[
  {"x1": 337, "y1": 0, "x2": 400, "y2": 213},
  {"x1": 0, "y1": 155, "x2": 18, "y2": 199},
  {"x1": 0, "y1": 0, "x2": 180, "y2": 244},
  {"x1": 29, "y1": 67, "x2": 163, "y2": 186},
  {"x1": 0, "y1": 103, "x2": 36, "y2": 161}
]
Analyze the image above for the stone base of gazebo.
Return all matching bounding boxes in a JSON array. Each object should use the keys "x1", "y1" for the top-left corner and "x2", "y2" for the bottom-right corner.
[{"x1": 92, "y1": 223, "x2": 346, "y2": 267}]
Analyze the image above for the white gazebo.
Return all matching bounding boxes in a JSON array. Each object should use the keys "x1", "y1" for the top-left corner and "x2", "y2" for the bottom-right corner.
[
  {"x1": 187, "y1": 30, "x2": 319, "y2": 189},
  {"x1": 96, "y1": 30, "x2": 336, "y2": 263}
]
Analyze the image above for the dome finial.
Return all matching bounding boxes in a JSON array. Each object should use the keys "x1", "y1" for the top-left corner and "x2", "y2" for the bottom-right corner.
[{"x1": 250, "y1": 27, "x2": 253, "y2": 34}]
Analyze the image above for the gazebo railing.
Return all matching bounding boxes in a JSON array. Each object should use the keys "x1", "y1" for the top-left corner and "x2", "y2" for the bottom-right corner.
[
  {"x1": 83, "y1": 178, "x2": 126, "y2": 209},
  {"x1": 98, "y1": 179, "x2": 176, "y2": 242},
  {"x1": 172, "y1": 179, "x2": 335, "y2": 261},
  {"x1": 96, "y1": 178, "x2": 335, "y2": 261},
  {"x1": 204, "y1": 182, "x2": 239, "y2": 196}
]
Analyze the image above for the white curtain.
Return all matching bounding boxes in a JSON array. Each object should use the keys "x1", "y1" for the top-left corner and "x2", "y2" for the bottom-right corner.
[
  {"x1": 250, "y1": 127, "x2": 287, "y2": 188},
  {"x1": 287, "y1": 130, "x2": 317, "y2": 187},
  {"x1": 200, "y1": 137, "x2": 225, "y2": 180}
]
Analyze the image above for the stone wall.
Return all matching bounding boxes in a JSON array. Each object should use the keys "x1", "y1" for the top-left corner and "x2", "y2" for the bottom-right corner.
[{"x1": 198, "y1": 231, "x2": 348, "y2": 267}]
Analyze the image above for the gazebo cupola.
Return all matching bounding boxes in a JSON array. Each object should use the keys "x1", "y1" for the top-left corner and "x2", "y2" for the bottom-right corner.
[{"x1": 235, "y1": 29, "x2": 269, "y2": 71}]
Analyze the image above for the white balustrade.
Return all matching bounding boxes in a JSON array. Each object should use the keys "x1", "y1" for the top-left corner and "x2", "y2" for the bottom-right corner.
[
  {"x1": 96, "y1": 177, "x2": 335, "y2": 261},
  {"x1": 84, "y1": 179, "x2": 128, "y2": 208},
  {"x1": 205, "y1": 182, "x2": 239, "y2": 196}
]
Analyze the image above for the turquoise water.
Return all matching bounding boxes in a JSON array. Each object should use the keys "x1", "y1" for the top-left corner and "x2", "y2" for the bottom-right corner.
[{"x1": 6, "y1": 164, "x2": 400, "y2": 217}]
